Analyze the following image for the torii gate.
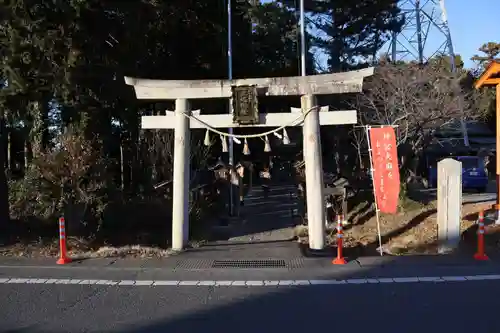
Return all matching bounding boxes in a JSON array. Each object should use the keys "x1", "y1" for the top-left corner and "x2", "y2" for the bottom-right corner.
[{"x1": 124, "y1": 68, "x2": 374, "y2": 251}]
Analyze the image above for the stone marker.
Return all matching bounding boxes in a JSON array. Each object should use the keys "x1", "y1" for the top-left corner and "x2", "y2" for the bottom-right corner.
[{"x1": 437, "y1": 158, "x2": 462, "y2": 253}]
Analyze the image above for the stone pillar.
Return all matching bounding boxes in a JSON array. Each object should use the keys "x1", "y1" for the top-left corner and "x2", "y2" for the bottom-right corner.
[
  {"x1": 437, "y1": 158, "x2": 462, "y2": 253},
  {"x1": 302, "y1": 94, "x2": 326, "y2": 250},
  {"x1": 172, "y1": 99, "x2": 190, "y2": 250}
]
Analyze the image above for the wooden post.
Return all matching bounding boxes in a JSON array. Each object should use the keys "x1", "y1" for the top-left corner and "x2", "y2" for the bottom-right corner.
[
  {"x1": 473, "y1": 62, "x2": 500, "y2": 223},
  {"x1": 7, "y1": 130, "x2": 11, "y2": 171},
  {"x1": 172, "y1": 99, "x2": 191, "y2": 250},
  {"x1": 302, "y1": 94, "x2": 326, "y2": 250},
  {"x1": 496, "y1": 84, "x2": 500, "y2": 221},
  {"x1": 120, "y1": 143, "x2": 124, "y2": 191},
  {"x1": 437, "y1": 158, "x2": 462, "y2": 253}
]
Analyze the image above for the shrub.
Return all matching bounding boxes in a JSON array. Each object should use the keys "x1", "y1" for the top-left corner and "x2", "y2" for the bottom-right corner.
[{"x1": 9, "y1": 126, "x2": 109, "y2": 236}]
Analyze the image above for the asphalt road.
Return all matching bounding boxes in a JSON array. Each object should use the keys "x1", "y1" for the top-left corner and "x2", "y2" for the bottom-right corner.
[
  {"x1": 1, "y1": 277, "x2": 500, "y2": 333},
  {"x1": 411, "y1": 181, "x2": 497, "y2": 204}
]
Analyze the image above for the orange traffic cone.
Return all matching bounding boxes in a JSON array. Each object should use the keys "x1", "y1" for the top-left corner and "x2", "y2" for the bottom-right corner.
[
  {"x1": 473, "y1": 210, "x2": 489, "y2": 261},
  {"x1": 332, "y1": 215, "x2": 347, "y2": 265},
  {"x1": 56, "y1": 217, "x2": 72, "y2": 265}
]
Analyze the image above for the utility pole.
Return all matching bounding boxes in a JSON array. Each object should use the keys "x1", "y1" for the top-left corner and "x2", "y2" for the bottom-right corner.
[
  {"x1": 300, "y1": 0, "x2": 306, "y2": 76},
  {"x1": 227, "y1": 0, "x2": 235, "y2": 215}
]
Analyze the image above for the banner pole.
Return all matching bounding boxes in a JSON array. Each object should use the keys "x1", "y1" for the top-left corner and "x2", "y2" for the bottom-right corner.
[{"x1": 365, "y1": 125, "x2": 384, "y2": 256}]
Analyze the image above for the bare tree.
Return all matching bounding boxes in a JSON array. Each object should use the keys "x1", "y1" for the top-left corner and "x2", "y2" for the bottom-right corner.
[
  {"x1": 356, "y1": 61, "x2": 477, "y2": 181},
  {"x1": 144, "y1": 129, "x2": 212, "y2": 189},
  {"x1": 350, "y1": 126, "x2": 366, "y2": 171}
]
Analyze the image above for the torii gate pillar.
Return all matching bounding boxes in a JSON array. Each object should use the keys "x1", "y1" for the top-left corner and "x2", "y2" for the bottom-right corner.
[
  {"x1": 302, "y1": 94, "x2": 325, "y2": 249},
  {"x1": 172, "y1": 99, "x2": 191, "y2": 249}
]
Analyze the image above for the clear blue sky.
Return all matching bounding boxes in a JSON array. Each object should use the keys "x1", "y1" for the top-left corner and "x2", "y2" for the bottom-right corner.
[{"x1": 446, "y1": 0, "x2": 499, "y2": 68}]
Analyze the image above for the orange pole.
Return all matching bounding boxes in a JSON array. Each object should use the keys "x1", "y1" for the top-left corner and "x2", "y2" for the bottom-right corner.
[
  {"x1": 56, "y1": 217, "x2": 72, "y2": 265},
  {"x1": 473, "y1": 210, "x2": 489, "y2": 261},
  {"x1": 495, "y1": 84, "x2": 500, "y2": 215},
  {"x1": 332, "y1": 215, "x2": 347, "y2": 265}
]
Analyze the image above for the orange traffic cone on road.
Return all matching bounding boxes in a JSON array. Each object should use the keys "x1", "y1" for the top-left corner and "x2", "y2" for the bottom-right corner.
[
  {"x1": 473, "y1": 210, "x2": 489, "y2": 261},
  {"x1": 332, "y1": 215, "x2": 347, "y2": 265},
  {"x1": 56, "y1": 217, "x2": 72, "y2": 265}
]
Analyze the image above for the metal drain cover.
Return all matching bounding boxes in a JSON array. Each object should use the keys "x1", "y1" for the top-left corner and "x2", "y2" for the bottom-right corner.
[{"x1": 211, "y1": 259, "x2": 287, "y2": 269}]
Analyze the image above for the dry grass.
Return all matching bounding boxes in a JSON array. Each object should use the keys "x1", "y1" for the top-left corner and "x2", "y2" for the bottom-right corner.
[
  {"x1": 71, "y1": 245, "x2": 175, "y2": 259},
  {"x1": 0, "y1": 237, "x2": 175, "y2": 259},
  {"x1": 295, "y1": 200, "x2": 496, "y2": 255}
]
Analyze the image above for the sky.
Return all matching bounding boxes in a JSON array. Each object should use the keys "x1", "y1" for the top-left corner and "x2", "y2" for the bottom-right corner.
[{"x1": 444, "y1": 0, "x2": 499, "y2": 68}]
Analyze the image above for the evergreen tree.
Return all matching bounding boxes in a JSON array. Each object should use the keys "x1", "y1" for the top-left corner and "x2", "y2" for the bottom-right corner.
[
  {"x1": 471, "y1": 42, "x2": 500, "y2": 68},
  {"x1": 0, "y1": 0, "x2": 306, "y2": 232},
  {"x1": 280, "y1": 0, "x2": 403, "y2": 71}
]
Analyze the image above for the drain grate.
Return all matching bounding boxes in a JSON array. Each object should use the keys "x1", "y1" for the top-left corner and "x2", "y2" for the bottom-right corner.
[
  {"x1": 175, "y1": 259, "x2": 212, "y2": 270},
  {"x1": 211, "y1": 259, "x2": 287, "y2": 269}
]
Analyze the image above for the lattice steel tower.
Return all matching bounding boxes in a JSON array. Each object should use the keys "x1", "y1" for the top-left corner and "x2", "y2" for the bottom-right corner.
[
  {"x1": 389, "y1": 0, "x2": 456, "y2": 68},
  {"x1": 388, "y1": 0, "x2": 469, "y2": 146}
]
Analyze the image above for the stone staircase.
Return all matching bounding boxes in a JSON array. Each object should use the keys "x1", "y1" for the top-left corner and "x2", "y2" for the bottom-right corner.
[{"x1": 227, "y1": 183, "x2": 301, "y2": 242}]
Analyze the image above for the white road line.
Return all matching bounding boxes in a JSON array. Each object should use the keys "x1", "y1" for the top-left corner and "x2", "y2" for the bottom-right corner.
[
  {"x1": 245, "y1": 281, "x2": 264, "y2": 286},
  {"x1": 178, "y1": 281, "x2": 198, "y2": 286},
  {"x1": 26, "y1": 279, "x2": 48, "y2": 284},
  {"x1": 442, "y1": 276, "x2": 467, "y2": 281},
  {"x1": 215, "y1": 281, "x2": 233, "y2": 286},
  {"x1": 197, "y1": 281, "x2": 216, "y2": 286},
  {"x1": 393, "y1": 277, "x2": 420, "y2": 283},
  {"x1": 7, "y1": 278, "x2": 30, "y2": 284},
  {"x1": 377, "y1": 278, "x2": 394, "y2": 283},
  {"x1": 152, "y1": 280, "x2": 178, "y2": 286},
  {"x1": 79, "y1": 280, "x2": 99, "y2": 285},
  {"x1": 134, "y1": 280, "x2": 154, "y2": 286},
  {"x1": 264, "y1": 280, "x2": 280, "y2": 286},
  {"x1": 231, "y1": 281, "x2": 246, "y2": 286},
  {"x1": 0, "y1": 275, "x2": 499, "y2": 287},
  {"x1": 418, "y1": 277, "x2": 442, "y2": 282},
  {"x1": 118, "y1": 280, "x2": 136, "y2": 286}
]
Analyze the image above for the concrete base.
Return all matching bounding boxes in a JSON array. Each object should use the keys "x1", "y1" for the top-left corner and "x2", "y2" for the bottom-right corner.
[
  {"x1": 298, "y1": 243, "x2": 336, "y2": 258},
  {"x1": 437, "y1": 246, "x2": 455, "y2": 255},
  {"x1": 495, "y1": 209, "x2": 500, "y2": 225}
]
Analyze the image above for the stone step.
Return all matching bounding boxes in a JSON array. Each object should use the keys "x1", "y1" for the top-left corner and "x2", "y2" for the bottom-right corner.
[{"x1": 228, "y1": 227, "x2": 296, "y2": 242}]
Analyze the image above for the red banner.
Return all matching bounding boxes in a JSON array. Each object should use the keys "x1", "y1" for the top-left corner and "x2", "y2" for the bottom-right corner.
[{"x1": 369, "y1": 127, "x2": 400, "y2": 214}]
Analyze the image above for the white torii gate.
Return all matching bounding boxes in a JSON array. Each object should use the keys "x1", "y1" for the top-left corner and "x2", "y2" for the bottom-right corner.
[{"x1": 124, "y1": 68, "x2": 374, "y2": 251}]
